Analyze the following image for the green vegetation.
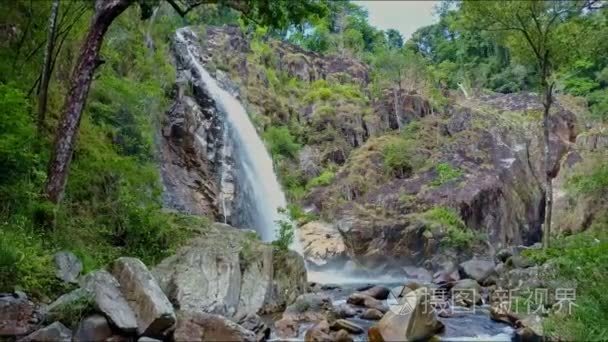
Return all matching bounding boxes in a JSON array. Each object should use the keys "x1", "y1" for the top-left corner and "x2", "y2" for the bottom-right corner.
[
  {"x1": 307, "y1": 169, "x2": 336, "y2": 188},
  {"x1": 273, "y1": 218, "x2": 294, "y2": 252},
  {"x1": 431, "y1": 162, "x2": 463, "y2": 186},
  {"x1": 424, "y1": 207, "x2": 476, "y2": 248},
  {"x1": 263, "y1": 126, "x2": 301, "y2": 159},
  {"x1": 49, "y1": 293, "x2": 97, "y2": 329},
  {"x1": 523, "y1": 223, "x2": 608, "y2": 341}
]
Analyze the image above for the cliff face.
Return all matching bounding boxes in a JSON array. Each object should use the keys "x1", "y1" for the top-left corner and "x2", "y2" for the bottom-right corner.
[{"x1": 160, "y1": 25, "x2": 579, "y2": 269}]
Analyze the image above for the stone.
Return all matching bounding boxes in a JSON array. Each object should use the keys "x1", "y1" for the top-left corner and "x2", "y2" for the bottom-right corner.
[
  {"x1": 332, "y1": 329, "x2": 353, "y2": 342},
  {"x1": 451, "y1": 279, "x2": 482, "y2": 307},
  {"x1": 335, "y1": 304, "x2": 357, "y2": 318},
  {"x1": 0, "y1": 293, "x2": 39, "y2": 337},
  {"x1": 45, "y1": 288, "x2": 93, "y2": 322},
  {"x1": 111, "y1": 257, "x2": 176, "y2": 337},
  {"x1": 360, "y1": 286, "x2": 390, "y2": 300},
  {"x1": 19, "y1": 322, "x2": 71, "y2": 342},
  {"x1": 506, "y1": 255, "x2": 534, "y2": 269},
  {"x1": 81, "y1": 270, "x2": 138, "y2": 333},
  {"x1": 347, "y1": 293, "x2": 388, "y2": 313},
  {"x1": 274, "y1": 318, "x2": 298, "y2": 339},
  {"x1": 304, "y1": 320, "x2": 332, "y2": 342},
  {"x1": 54, "y1": 251, "x2": 83, "y2": 284},
  {"x1": 283, "y1": 293, "x2": 335, "y2": 322},
  {"x1": 173, "y1": 311, "x2": 256, "y2": 342},
  {"x1": 330, "y1": 319, "x2": 364, "y2": 334},
  {"x1": 73, "y1": 314, "x2": 113, "y2": 342},
  {"x1": 235, "y1": 313, "x2": 270, "y2": 342},
  {"x1": 518, "y1": 315, "x2": 544, "y2": 340},
  {"x1": 138, "y1": 337, "x2": 162, "y2": 342},
  {"x1": 297, "y1": 221, "x2": 347, "y2": 267},
  {"x1": 361, "y1": 308, "x2": 384, "y2": 320},
  {"x1": 368, "y1": 288, "x2": 444, "y2": 342},
  {"x1": 459, "y1": 258, "x2": 495, "y2": 283}
]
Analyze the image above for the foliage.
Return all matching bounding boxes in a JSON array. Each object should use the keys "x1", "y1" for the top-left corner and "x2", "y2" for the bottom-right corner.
[
  {"x1": 263, "y1": 126, "x2": 301, "y2": 159},
  {"x1": 523, "y1": 225, "x2": 608, "y2": 341},
  {"x1": 50, "y1": 293, "x2": 96, "y2": 329},
  {"x1": 273, "y1": 217, "x2": 294, "y2": 252},
  {"x1": 431, "y1": 162, "x2": 463, "y2": 186},
  {"x1": 423, "y1": 206, "x2": 476, "y2": 248},
  {"x1": 382, "y1": 136, "x2": 413, "y2": 178},
  {"x1": 307, "y1": 169, "x2": 335, "y2": 188},
  {"x1": 568, "y1": 158, "x2": 608, "y2": 196}
]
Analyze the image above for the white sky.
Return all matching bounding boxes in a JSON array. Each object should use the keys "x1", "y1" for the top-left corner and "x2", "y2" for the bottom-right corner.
[{"x1": 359, "y1": 1, "x2": 439, "y2": 40}]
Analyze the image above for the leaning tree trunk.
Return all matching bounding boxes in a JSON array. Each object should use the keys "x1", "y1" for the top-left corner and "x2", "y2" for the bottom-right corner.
[
  {"x1": 37, "y1": 0, "x2": 60, "y2": 137},
  {"x1": 45, "y1": 0, "x2": 133, "y2": 204}
]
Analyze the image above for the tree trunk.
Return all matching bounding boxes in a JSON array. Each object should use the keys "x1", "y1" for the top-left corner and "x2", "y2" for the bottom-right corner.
[
  {"x1": 37, "y1": 0, "x2": 60, "y2": 137},
  {"x1": 44, "y1": 0, "x2": 133, "y2": 204},
  {"x1": 393, "y1": 86, "x2": 401, "y2": 131},
  {"x1": 542, "y1": 83, "x2": 554, "y2": 249}
]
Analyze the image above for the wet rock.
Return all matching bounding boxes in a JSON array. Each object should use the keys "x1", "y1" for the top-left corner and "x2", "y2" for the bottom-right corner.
[
  {"x1": 235, "y1": 313, "x2": 270, "y2": 342},
  {"x1": 451, "y1": 279, "x2": 482, "y2": 307},
  {"x1": 304, "y1": 320, "x2": 332, "y2": 342},
  {"x1": 73, "y1": 314, "x2": 113, "y2": 342},
  {"x1": 0, "y1": 293, "x2": 39, "y2": 337},
  {"x1": 54, "y1": 251, "x2": 83, "y2": 284},
  {"x1": 361, "y1": 308, "x2": 384, "y2": 320},
  {"x1": 274, "y1": 317, "x2": 298, "y2": 339},
  {"x1": 368, "y1": 288, "x2": 444, "y2": 341},
  {"x1": 346, "y1": 293, "x2": 388, "y2": 313},
  {"x1": 111, "y1": 257, "x2": 175, "y2": 337},
  {"x1": 335, "y1": 304, "x2": 356, "y2": 318},
  {"x1": 19, "y1": 322, "x2": 71, "y2": 342},
  {"x1": 459, "y1": 258, "x2": 495, "y2": 283},
  {"x1": 81, "y1": 270, "x2": 138, "y2": 333},
  {"x1": 330, "y1": 319, "x2": 363, "y2": 334},
  {"x1": 173, "y1": 311, "x2": 256, "y2": 342},
  {"x1": 298, "y1": 221, "x2": 347, "y2": 267},
  {"x1": 332, "y1": 329, "x2": 353, "y2": 342},
  {"x1": 360, "y1": 286, "x2": 390, "y2": 300}
]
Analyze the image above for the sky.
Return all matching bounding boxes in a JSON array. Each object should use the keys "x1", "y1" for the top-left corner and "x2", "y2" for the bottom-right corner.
[{"x1": 359, "y1": 1, "x2": 439, "y2": 40}]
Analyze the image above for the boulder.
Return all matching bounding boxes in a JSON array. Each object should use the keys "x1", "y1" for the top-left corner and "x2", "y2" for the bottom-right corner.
[
  {"x1": 138, "y1": 338, "x2": 162, "y2": 342},
  {"x1": 111, "y1": 257, "x2": 175, "y2": 337},
  {"x1": 346, "y1": 293, "x2": 388, "y2": 313},
  {"x1": 304, "y1": 320, "x2": 331, "y2": 342},
  {"x1": 45, "y1": 288, "x2": 93, "y2": 323},
  {"x1": 274, "y1": 317, "x2": 298, "y2": 339},
  {"x1": 451, "y1": 279, "x2": 482, "y2": 307},
  {"x1": 235, "y1": 313, "x2": 270, "y2": 342},
  {"x1": 298, "y1": 221, "x2": 347, "y2": 267},
  {"x1": 459, "y1": 258, "x2": 495, "y2": 283},
  {"x1": 53, "y1": 251, "x2": 83, "y2": 284},
  {"x1": 330, "y1": 319, "x2": 364, "y2": 334},
  {"x1": 332, "y1": 329, "x2": 353, "y2": 342},
  {"x1": 0, "y1": 293, "x2": 40, "y2": 337},
  {"x1": 19, "y1": 322, "x2": 71, "y2": 342},
  {"x1": 335, "y1": 304, "x2": 356, "y2": 318},
  {"x1": 283, "y1": 293, "x2": 336, "y2": 322},
  {"x1": 173, "y1": 311, "x2": 256, "y2": 342},
  {"x1": 517, "y1": 314, "x2": 544, "y2": 341},
  {"x1": 368, "y1": 288, "x2": 444, "y2": 341},
  {"x1": 81, "y1": 270, "x2": 138, "y2": 333},
  {"x1": 73, "y1": 314, "x2": 113, "y2": 342},
  {"x1": 360, "y1": 286, "x2": 390, "y2": 300},
  {"x1": 506, "y1": 255, "x2": 534, "y2": 269},
  {"x1": 361, "y1": 308, "x2": 384, "y2": 320}
]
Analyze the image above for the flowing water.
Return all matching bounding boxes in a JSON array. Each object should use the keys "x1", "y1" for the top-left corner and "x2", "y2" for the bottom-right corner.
[{"x1": 175, "y1": 28, "x2": 287, "y2": 242}]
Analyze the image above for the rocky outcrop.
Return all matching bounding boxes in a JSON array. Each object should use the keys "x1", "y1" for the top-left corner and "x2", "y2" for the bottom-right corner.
[
  {"x1": 373, "y1": 90, "x2": 432, "y2": 131},
  {"x1": 298, "y1": 221, "x2": 347, "y2": 267},
  {"x1": 153, "y1": 222, "x2": 307, "y2": 317}
]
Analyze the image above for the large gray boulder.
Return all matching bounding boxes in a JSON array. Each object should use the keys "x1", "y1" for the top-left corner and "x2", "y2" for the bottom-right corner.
[
  {"x1": 459, "y1": 258, "x2": 495, "y2": 283},
  {"x1": 54, "y1": 251, "x2": 82, "y2": 284},
  {"x1": 368, "y1": 288, "x2": 444, "y2": 341},
  {"x1": 19, "y1": 322, "x2": 71, "y2": 342},
  {"x1": 81, "y1": 270, "x2": 138, "y2": 333},
  {"x1": 111, "y1": 257, "x2": 175, "y2": 337},
  {"x1": 173, "y1": 311, "x2": 256, "y2": 342},
  {"x1": 73, "y1": 314, "x2": 113, "y2": 342}
]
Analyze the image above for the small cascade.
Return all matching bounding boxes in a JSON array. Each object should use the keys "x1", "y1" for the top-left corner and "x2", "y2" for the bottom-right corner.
[{"x1": 174, "y1": 28, "x2": 288, "y2": 242}]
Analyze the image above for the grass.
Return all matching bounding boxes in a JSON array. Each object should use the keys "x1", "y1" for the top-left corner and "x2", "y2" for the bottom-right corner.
[
  {"x1": 523, "y1": 221, "x2": 608, "y2": 341},
  {"x1": 423, "y1": 206, "x2": 477, "y2": 248},
  {"x1": 431, "y1": 162, "x2": 463, "y2": 186}
]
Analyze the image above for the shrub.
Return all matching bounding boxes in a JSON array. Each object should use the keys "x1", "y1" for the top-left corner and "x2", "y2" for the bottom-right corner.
[
  {"x1": 273, "y1": 219, "x2": 294, "y2": 252},
  {"x1": 424, "y1": 207, "x2": 476, "y2": 248},
  {"x1": 308, "y1": 170, "x2": 335, "y2": 188},
  {"x1": 263, "y1": 126, "x2": 301, "y2": 159},
  {"x1": 382, "y1": 137, "x2": 413, "y2": 178},
  {"x1": 431, "y1": 162, "x2": 463, "y2": 186}
]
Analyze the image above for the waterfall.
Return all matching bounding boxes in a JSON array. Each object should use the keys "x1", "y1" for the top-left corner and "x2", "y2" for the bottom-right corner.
[{"x1": 175, "y1": 28, "x2": 287, "y2": 242}]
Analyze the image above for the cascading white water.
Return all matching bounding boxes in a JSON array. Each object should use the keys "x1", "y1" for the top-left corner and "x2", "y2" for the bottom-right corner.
[{"x1": 175, "y1": 28, "x2": 287, "y2": 242}]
